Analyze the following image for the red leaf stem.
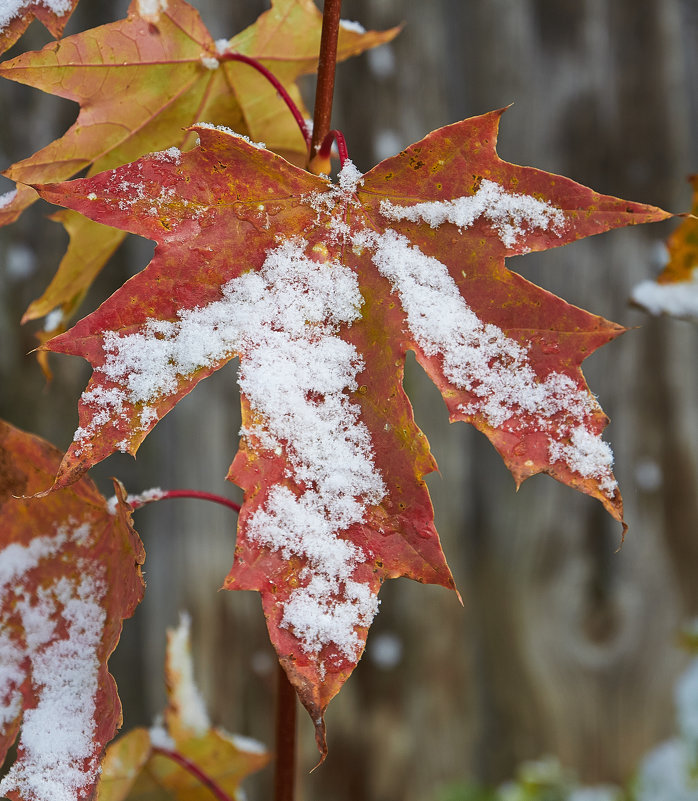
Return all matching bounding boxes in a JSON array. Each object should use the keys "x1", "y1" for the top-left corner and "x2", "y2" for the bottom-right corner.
[
  {"x1": 222, "y1": 53, "x2": 311, "y2": 151},
  {"x1": 151, "y1": 746, "x2": 235, "y2": 801},
  {"x1": 131, "y1": 489, "x2": 241, "y2": 514},
  {"x1": 315, "y1": 129, "x2": 349, "y2": 169}
]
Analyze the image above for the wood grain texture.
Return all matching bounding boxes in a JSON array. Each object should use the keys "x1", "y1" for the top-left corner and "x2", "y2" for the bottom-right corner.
[{"x1": 0, "y1": 1, "x2": 696, "y2": 800}]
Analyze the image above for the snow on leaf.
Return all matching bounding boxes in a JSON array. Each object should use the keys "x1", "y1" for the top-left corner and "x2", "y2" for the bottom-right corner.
[
  {"x1": 94, "y1": 614, "x2": 268, "y2": 801},
  {"x1": 631, "y1": 174, "x2": 698, "y2": 322},
  {"x1": 0, "y1": 419, "x2": 145, "y2": 801},
  {"x1": 0, "y1": 0, "x2": 399, "y2": 323},
  {"x1": 0, "y1": 0, "x2": 78, "y2": 56},
  {"x1": 32, "y1": 108, "x2": 670, "y2": 755}
]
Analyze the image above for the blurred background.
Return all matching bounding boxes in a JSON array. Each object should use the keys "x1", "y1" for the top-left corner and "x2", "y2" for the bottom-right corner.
[{"x1": 1, "y1": 1, "x2": 697, "y2": 799}]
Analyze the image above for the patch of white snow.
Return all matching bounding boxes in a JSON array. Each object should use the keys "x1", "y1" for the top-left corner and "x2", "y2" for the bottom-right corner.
[
  {"x1": 631, "y1": 268, "x2": 698, "y2": 322},
  {"x1": 84, "y1": 239, "x2": 384, "y2": 660},
  {"x1": 200, "y1": 55, "x2": 219, "y2": 70},
  {"x1": 0, "y1": 187, "x2": 17, "y2": 208},
  {"x1": 0, "y1": 522, "x2": 106, "y2": 801},
  {"x1": 379, "y1": 178, "x2": 566, "y2": 249},
  {"x1": 195, "y1": 123, "x2": 265, "y2": 150},
  {"x1": 339, "y1": 19, "x2": 366, "y2": 34},
  {"x1": 135, "y1": 0, "x2": 167, "y2": 22},
  {"x1": 366, "y1": 229, "x2": 616, "y2": 492},
  {"x1": 167, "y1": 612, "x2": 209, "y2": 736}
]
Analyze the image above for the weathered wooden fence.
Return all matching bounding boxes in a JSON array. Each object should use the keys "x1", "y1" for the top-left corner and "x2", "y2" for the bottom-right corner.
[{"x1": 1, "y1": 1, "x2": 697, "y2": 799}]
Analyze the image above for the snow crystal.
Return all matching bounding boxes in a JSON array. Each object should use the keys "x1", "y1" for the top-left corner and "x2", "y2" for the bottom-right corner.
[
  {"x1": 228, "y1": 733, "x2": 267, "y2": 755},
  {"x1": 0, "y1": 531, "x2": 68, "y2": 590},
  {"x1": 167, "y1": 612, "x2": 209, "y2": 736},
  {"x1": 339, "y1": 19, "x2": 366, "y2": 34},
  {"x1": 195, "y1": 123, "x2": 265, "y2": 150},
  {"x1": 73, "y1": 385, "x2": 128, "y2": 449},
  {"x1": 0, "y1": 628, "x2": 24, "y2": 728},
  {"x1": 149, "y1": 722, "x2": 175, "y2": 750},
  {"x1": 237, "y1": 241, "x2": 385, "y2": 659},
  {"x1": 135, "y1": 0, "x2": 167, "y2": 20},
  {"x1": 153, "y1": 146, "x2": 182, "y2": 164},
  {"x1": 214, "y1": 38, "x2": 230, "y2": 55},
  {"x1": 338, "y1": 159, "x2": 364, "y2": 195},
  {"x1": 366, "y1": 229, "x2": 616, "y2": 492},
  {"x1": 303, "y1": 160, "x2": 362, "y2": 226},
  {"x1": 106, "y1": 486, "x2": 165, "y2": 514},
  {"x1": 631, "y1": 268, "x2": 698, "y2": 321},
  {"x1": 87, "y1": 239, "x2": 384, "y2": 660},
  {"x1": 200, "y1": 55, "x2": 219, "y2": 70},
  {"x1": 0, "y1": 187, "x2": 17, "y2": 208},
  {"x1": 379, "y1": 178, "x2": 566, "y2": 249},
  {"x1": 548, "y1": 426, "x2": 616, "y2": 493},
  {"x1": 0, "y1": 0, "x2": 71, "y2": 29},
  {"x1": 0, "y1": 520, "x2": 105, "y2": 801}
]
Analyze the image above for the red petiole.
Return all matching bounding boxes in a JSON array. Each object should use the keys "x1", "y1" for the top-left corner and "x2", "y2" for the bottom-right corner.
[
  {"x1": 220, "y1": 52, "x2": 312, "y2": 152},
  {"x1": 128, "y1": 489, "x2": 241, "y2": 514},
  {"x1": 152, "y1": 746, "x2": 235, "y2": 801},
  {"x1": 315, "y1": 129, "x2": 349, "y2": 170},
  {"x1": 218, "y1": 47, "x2": 350, "y2": 176}
]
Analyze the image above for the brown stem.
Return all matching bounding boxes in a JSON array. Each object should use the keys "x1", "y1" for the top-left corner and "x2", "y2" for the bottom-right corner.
[
  {"x1": 152, "y1": 746, "x2": 235, "y2": 801},
  {"x1": 274, "y1": 663, "x2": 297, "y2": 801},
  {"x1": 308, "y1": 0, "x2": 343, "y2": 174}
]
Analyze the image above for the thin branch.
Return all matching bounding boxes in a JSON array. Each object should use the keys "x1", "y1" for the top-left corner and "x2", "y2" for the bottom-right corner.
[
  {"x1": 274, "y1": 664, "x2": 297, "y2": 801},
  {"x1": 308, "y1": 0, "x2": 343, "y2": 174},
  {"x1": 152, "y1": 746, "x2": 235, "y2": 801},
  {"x1": 221, "y1": 52, "x2": 311, "y2": 151}
]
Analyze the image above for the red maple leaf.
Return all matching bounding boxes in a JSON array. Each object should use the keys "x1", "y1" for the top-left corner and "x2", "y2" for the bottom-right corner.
[
  {"x1": 33, "y1": 109, "x2": 670, "y2": 756},
  {"x1": 0, "y1": 420, "x2": 145, "y2": 801}
]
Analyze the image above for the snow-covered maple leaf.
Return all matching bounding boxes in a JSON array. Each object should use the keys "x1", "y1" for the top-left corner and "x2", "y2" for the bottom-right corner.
[
  {"x1": 0, "y1": 419, "x2": 145, "y2": 801},
  {"x1": 33, "y1": 109, "x2": 670, "y2": 755}
]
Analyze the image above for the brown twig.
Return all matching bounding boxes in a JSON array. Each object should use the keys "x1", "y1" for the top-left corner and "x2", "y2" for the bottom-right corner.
[
  {"x1": 308, "y1": 0, "x2": 343, "y2": 174},
  {"x1": 274, "y1": 663, "x2": 297, "y2": 801}
]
